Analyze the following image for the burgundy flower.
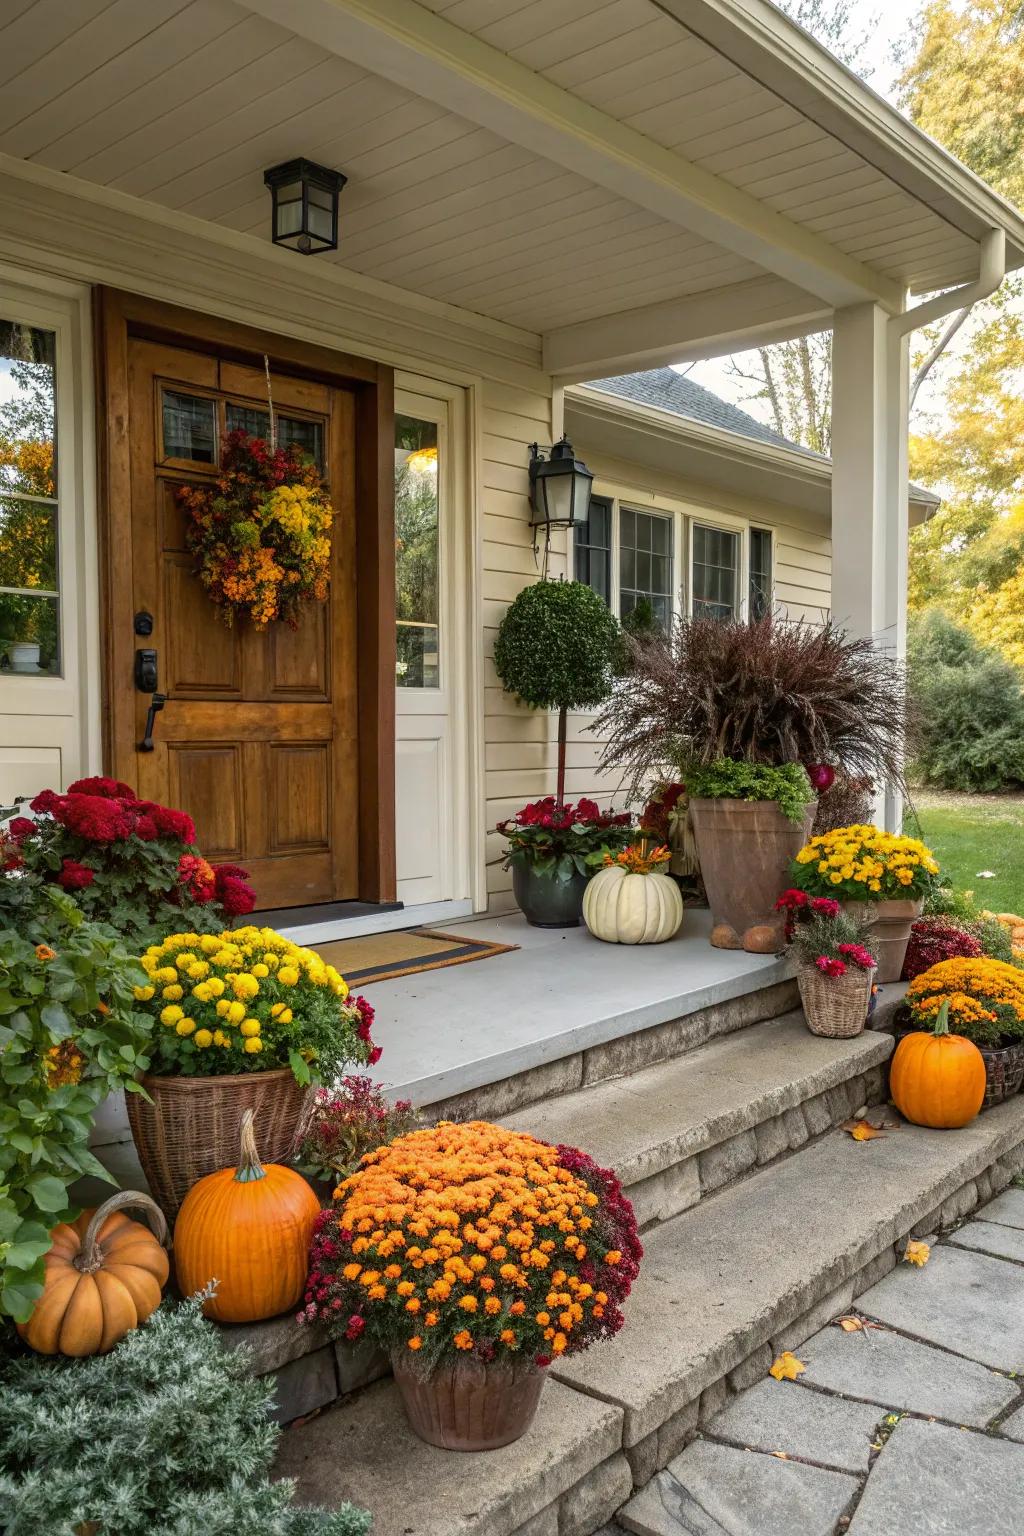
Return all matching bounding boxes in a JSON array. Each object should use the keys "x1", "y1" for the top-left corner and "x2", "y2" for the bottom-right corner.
[
  {"x1": 66, "y1": 775, "x2": 138, "y2": 802},
  {"x1": 213, "y1": 864, "x2": 256, "y2": 916},
  {"x1": 7, "y1": 817, "x2": 35, "y2": 842},
  {"x1": 29, "y1": 789, "x2": 63, "y2": 816},
  {"x1": 58, "y1": 858, "x2": 95, "y2": 891},
  {"x1": 57, "y1": 793, "x2": 132, "y2": 843},
  {"x1": 151, "y1": 805, "x2": 196, "y2": 844},
  {"x1": 344, "y1": 1314, "x2": 366, "y2": 1341}
]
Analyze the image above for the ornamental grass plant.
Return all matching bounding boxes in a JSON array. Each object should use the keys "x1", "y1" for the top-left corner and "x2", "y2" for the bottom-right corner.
[
  {"x1": 788, "y1": 909, "x2": 877, "y2": 978},
  {"x1": 907, "y1": 957, "x2": 1024, "y2": 1049},
  {"x1": 300, "y1": 1120, "x2": 642, "y2": 1369},
  {"x1": 134, "y1": 927, "x2": 378, "y2": 1084},
  {"x1": 595, "y1": 613, "x2": 909, "y2": 799},
  {"x1": 0, "y1": 1293, "x2": 370, "y2": 1536},
  {"x1": 791, "y1": 826, "x2": 940, "y2": 902}
]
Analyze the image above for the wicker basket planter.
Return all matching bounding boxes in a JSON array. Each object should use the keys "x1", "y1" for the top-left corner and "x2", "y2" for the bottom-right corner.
[
  {"x1": 977, "y1": 1043, "x2": 1024, "y2": 1109},
  {"x1": 797, "y1": 962, "x2": 875, "y2": 1039},
  {"x1": 126, "y1": 1067, "x2": 308, "y2": 1220},
  {"x1": 391, "y1": 1352, "x2": 546, "y2": 1451}
]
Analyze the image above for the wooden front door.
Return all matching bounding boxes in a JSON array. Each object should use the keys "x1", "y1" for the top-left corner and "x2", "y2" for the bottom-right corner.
[{"x1": 115, "y1": 335, "x2": 359, "y2": 911}]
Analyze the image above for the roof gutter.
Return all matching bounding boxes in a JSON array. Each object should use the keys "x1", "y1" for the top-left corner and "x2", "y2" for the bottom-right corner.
[{"x1": 890, "y1": 228, "x2": 1006, "y2": 339}]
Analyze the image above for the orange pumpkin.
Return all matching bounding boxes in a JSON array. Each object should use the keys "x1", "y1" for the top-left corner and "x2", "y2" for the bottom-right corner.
[
  {"x1": 17, "y1": 1191, "x2": 169, "y2": 1356},
  {"x1": 174, "y1": 1108, "x2": 320, "y2": 1323},
  {"x1": 890, "y1": 1001, "x2": 986, "y2": 1129}
]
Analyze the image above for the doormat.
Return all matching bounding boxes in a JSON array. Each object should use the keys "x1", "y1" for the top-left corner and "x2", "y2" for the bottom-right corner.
[{"x1": 312, "y1": 929, "x2": 518, "y2": 986}]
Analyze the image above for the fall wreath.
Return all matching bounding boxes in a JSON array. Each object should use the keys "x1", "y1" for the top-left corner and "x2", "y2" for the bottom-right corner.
[{"x1": 175, "y1": 430, "x2": 334, "y2": 628}]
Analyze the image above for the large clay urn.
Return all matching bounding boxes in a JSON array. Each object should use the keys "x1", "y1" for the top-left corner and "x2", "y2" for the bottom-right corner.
[{"x1": 689, "y1": 797, "x2": 815, "y2": 953}]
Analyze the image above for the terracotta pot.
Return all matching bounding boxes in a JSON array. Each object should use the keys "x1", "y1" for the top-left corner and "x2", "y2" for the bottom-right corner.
[
  {"x1": 689, "y1": 797, "x2": 815, "y2": 952},
  {"x1": 391, "y1": 1352, "x2": 546, "y2": 1451},
  {"x1": 512, "y1": 861, "x2": 589, "y2": 928},
  {"x1": 844, "y1": 898, "x2": 923, "y2": 983}
]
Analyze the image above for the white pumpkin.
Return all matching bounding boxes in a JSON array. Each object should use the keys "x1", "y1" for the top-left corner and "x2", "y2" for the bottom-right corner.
[{"x1": 583, "y1": 864, "x2": 684, "y2": 944}]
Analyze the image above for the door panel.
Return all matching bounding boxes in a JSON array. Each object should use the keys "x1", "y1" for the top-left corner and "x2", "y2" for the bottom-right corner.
[{"x1": 123, "y1": 335, "x2": 358, "y2": 909}]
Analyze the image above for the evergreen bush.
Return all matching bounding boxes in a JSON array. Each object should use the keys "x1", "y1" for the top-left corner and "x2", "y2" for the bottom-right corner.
[
  {"x1": 494, "y1": 579, "x2": 620, "y2": 803},
  {"x1": 908, "y1": 611, "x2": 1024, "y2": 792},
  {"x1": 0, "y1": 1294, "x2": 371, "y2": 1536}
]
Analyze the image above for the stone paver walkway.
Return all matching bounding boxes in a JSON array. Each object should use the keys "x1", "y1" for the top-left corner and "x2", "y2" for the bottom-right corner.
[{"x1": 611, "y1": 1185, "x2": 1024, "y2": 1536}]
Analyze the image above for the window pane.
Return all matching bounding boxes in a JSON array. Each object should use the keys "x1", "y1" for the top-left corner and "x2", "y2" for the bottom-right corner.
[
  {"x1": 619, "y1": 509, "x2": 672, "y2": 630},
  {"x1": 692, "y1": 524, "x2": 739, "y2": 623},
  {"x1": 0, "y1": 593, "x2": 59, "y2": 674},
  {"x1": 574, "y1": 494, "x2": 611, "y2": 604},
  {"x1": 620, "y1": 546, "x2": 636, "y2": 591},
  {"x1": 1, "y1": 319, "x2": 61, "y2": 677},
  {"x1": 651, "y1": 516, "x2": 670, "y2": 555},
  {"x1": 163, "y1": 390, "x2": 217, "y2": 463},
  {"x1": 278, "y1": 416, "x2": 324, "y2": 471},
  {"x1": 395, "y1": 414, "x2": 440, "y2": 689},
  {"x1": 225, "y1": 402, "x2": 270, "y2": 440},
  {"x1": 749, "y1": 527, "x2": 773, "y2": 619}
]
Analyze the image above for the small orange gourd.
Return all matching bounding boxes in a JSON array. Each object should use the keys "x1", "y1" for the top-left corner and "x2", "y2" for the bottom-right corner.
[
  {"x1": 174, "y1": 1108, "x2": 320, "y2": 1323},
  {"x1": 17, "y1": 1191, "x2": 169, "y2": 1357},
  {"x1": 890, "y1": 1001, "x2": 986, "y2": 1129}
]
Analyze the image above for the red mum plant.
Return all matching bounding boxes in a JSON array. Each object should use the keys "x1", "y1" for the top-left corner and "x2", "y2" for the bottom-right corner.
[
  {"x1": 902, "y1": 916, "x2": 984, "y2": 981},
  {"x1": 498, "y1": 797, "x2": 632, "y2": 880},
  {"x1": 1, "y1": 777, "x2": 255, "y2": 951},
  {"x1": 775, "y1": 888, "x2": 841, "y2": 941}
]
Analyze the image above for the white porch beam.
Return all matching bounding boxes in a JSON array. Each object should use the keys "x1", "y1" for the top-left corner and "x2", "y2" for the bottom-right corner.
[
  {"x1": 241, "y1": 0, "x2": 904, "y2": 312},
  {"x1": 543, "y1": 275, "x2": 830, "y2": 380},
  {"x1": 830, "y1": 301, "x2": 910, "y2": 831}
]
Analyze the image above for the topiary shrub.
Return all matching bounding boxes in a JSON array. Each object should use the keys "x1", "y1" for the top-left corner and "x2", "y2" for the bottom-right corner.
[
  {"x1": 494, "y1": 579, "x2": 620, "y2": 804},
  {"x1": 0, "y1": 1294, "x2": 371, "y2": 1536}
]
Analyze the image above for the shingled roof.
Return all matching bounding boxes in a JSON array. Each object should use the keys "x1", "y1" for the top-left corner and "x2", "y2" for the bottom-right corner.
[{"x1": 584, "y1": 368, "x2": 939, "y2": 506}]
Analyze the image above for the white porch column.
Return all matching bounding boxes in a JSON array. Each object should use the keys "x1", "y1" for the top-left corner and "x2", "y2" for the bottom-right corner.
[{"x1": 830, "y1": 302, "x2": 910, "y2": 831}]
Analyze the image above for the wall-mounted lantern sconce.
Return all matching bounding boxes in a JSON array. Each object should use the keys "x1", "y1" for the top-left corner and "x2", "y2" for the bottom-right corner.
[
  {"x1": 528, "y1": 437, "x2": 594, "y2": 531},
  {"x1": 264, "y1": 158, "x2": 347, "y2": 255}
]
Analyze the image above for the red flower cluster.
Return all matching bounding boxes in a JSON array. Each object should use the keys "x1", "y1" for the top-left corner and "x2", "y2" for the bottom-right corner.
[
  {"x1": 211, "y1": 863, "x2": 257, "y2": 918},
  {"x1": 58, "y1": 858, "x2": 95, "y2": 891},
  {"x1": 509, "y1": 796, "x2": 630, "y2": 833},
  {"x1": 902, "y1": 916, "x2": 984, "y2": 981},
  {"x1": 815, "y1": 955, "x2": 847, "y2": 977},
  {"x1": 775, "y1": 887, "x2": 841, "y2": 941},
  {"x1": 553, "y1": 1144, "x2": 643, "y2": 1350},
  {"x1": 639, "y1": 782, "x2": 685, "y2": 843},
  {"x1": 30, "y1": 778, "x2": 198, "y2": 846}
]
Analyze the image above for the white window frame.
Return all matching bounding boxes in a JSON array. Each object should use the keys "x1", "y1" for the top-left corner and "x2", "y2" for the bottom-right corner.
[{"x1": 573, "y1": 482, "x2": 772, "y2": 627}]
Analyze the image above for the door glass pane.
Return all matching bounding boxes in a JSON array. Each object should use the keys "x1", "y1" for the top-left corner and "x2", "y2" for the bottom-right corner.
[
  {"x1": 0, "y1": 319, "x2": 61, "y2": 676},
  {"x1": 225, "y1": 401, "x2": 269, "y2": 440},
  {"x1": 224, "y1": 403, "x2": 325, "y2": 472},
  {"x1": 395, "y1": 414, "x2": 440, "y2": 689},
  {"x1": 619, "y1": 509, "x2": 672, "y2": 631},
  {"x1": 163, "y1": 390, "x2": 217, "y2": 463},
  {"x1": 692, "y1": 524, "x2": 739, "y2": 621}
]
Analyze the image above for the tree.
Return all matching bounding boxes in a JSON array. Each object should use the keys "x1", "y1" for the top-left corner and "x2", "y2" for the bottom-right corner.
[{"x1": 494, "y1": 579, "x2": 620, "y2": 806}]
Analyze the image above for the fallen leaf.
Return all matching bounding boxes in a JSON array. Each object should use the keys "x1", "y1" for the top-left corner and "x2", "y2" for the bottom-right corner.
[
  {"x1": 837, "y1": 1316, "x2": 865, "y2": 1332},
  {"x1": 769, "y1": 1351, "x2": 807, "y2": 1382},
  {"x1": 904, "y1": 1240, "x2": 931, "y2": 1267},
  {"x1": 841, "y1": 1118, "x2": 887, "y2": 1141},
  {"x1": 770, "y1": 1451, "x2": 790, "y2": 1460}
]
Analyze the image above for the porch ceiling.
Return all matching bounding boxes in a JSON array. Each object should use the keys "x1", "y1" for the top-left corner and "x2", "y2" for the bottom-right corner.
[{"x1": 3, "y1": 0, "x2": 1024, "y2": 375}]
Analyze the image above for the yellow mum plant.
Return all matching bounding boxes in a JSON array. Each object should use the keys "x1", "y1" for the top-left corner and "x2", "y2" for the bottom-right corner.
[
  {"x1": 133, "y1": 926, "x2": 379, "y2": 1082},
  {"x1": 907, "y1": 957, "x2": 1024, "y2": 1049},
  {"x1": 791, "y1": 824, "x2": 939, "y2": 902}
]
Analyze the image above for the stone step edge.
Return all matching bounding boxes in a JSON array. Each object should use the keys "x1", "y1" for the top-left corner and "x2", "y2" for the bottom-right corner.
[
  {"x1": 504, "y1": 1014, "x2": 893, "y2": 1229},
  {"x1": 551, "y1": 1104, "x2": 1024, "y2": 1491},
  {"x1": 418, "y1": 977, "x2": 800, "y2": 1123}
]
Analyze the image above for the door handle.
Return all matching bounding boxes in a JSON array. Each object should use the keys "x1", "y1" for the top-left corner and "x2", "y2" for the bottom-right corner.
[
  {"x1": 135, "y1": 648, "x2": 158, "y2": 693},
  {"x1": 138, "y1": 693, "x2": 166, "y2": 753}
]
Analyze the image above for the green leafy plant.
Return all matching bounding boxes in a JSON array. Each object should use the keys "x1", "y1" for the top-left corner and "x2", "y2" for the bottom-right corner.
[
  {"x1": 494, "y1": 579, "x2": 621, "y2": 804},
  {"x1": 907, "y1": 610, "x2": 1024, "y2": 792},
  {"x1": 597, "y1": 613, "x2": 908, "y2": 799},
  {"x1": 0, "y1": 888, "x2": 151, "y2": 1322},
  {"x1": 686, "y1": 761, "x2": 815, "y2": 825},
  {"x1": 497, "y1": 796, "x2": 632, "y2": 881},
  {"x1": 0, "y1": 1291, "x2": 371, "y2": 1536}
]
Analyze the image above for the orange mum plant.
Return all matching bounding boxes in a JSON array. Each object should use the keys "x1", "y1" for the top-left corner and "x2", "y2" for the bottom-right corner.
[
  {"x1": 907, "y1": 957, "x2": 1024, "y2": 1050},
  {"x1": 299, "y1": 1120, "x2": 642, "y2": 1368}
]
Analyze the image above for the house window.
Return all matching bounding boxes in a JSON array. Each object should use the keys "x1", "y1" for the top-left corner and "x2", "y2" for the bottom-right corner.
[
  {"x1": 749, "y1": 528, "x2": 773, "y2": 620},
  {"x1": 692, "y1": 524, "x2": 739, "y2": 621},
  {"x1": 394, "y1": 414, "x2": 440, "y2": 688},
  {"x1": 619, "y1": 508, "x2": 672, "y2": 631},
  {"x1": 0, "y1": 321, "x2": 60, "y2": 676},
  {"x1": 573, "y1": 494, "x2": 612, "y2": 603}
]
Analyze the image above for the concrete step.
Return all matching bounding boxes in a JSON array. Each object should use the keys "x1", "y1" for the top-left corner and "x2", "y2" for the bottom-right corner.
[
  {"x1": 502, "y1": 1013, "x2": 894, "y2": 1227},
  {"x1": 552, "y1": 1095, "x2": 1024, "y2": 1485},
  {"x1": 274, "y1": 1096, "x2": 1024, "y2": 1536}
]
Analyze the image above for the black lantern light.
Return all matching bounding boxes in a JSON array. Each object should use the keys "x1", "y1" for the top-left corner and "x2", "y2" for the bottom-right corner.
[
  {"x1": 264, "y1": 158, "x2": 347, "y2": 255},
  {"x1": 528, "y1": 436, "x2": 594, "y2": 530}
]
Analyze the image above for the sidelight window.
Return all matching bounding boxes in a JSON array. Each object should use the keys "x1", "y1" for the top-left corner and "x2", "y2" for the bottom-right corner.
[
  {"x1": 0, "y1": 320, "x2": 60, "y2": 676},
  {"x1": 394, "y1": 415, "x2": 440, "y2": 689}
]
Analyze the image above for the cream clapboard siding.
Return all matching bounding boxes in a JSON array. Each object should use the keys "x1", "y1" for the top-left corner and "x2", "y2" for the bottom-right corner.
[{"x1": 483, "y1": 439, "x2": 832, "y2": 912}]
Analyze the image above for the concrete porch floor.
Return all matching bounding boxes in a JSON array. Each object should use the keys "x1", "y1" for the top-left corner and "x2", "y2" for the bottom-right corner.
[{"x1": 365, "y1": 909, "x2": 792, "y2": 1109}]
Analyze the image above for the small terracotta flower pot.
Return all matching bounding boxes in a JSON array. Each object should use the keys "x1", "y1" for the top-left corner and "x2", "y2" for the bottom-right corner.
[
  {"x1": 843, "y1": 898, "x2": 923, "y2": 983},
  {"x1": 391, "y1": 1352, "x2": 546, "y2": 1451}
]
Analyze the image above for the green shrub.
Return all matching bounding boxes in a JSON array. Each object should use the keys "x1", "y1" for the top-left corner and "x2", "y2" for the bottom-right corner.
[
  {"x1": 0, "y1": 1294, "x2": 371, "y2": 1536},
  {"x1": 685, "y1": 760, "x2": 815, "y2": 825},
  {"x1": 908, "y1": 610, "x2": 1024, "y2": 792}
]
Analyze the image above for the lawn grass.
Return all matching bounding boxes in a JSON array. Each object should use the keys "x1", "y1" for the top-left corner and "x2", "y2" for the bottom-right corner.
[{"x1": 905, "y1": 790, "x2": 1024, "y2": 917}]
